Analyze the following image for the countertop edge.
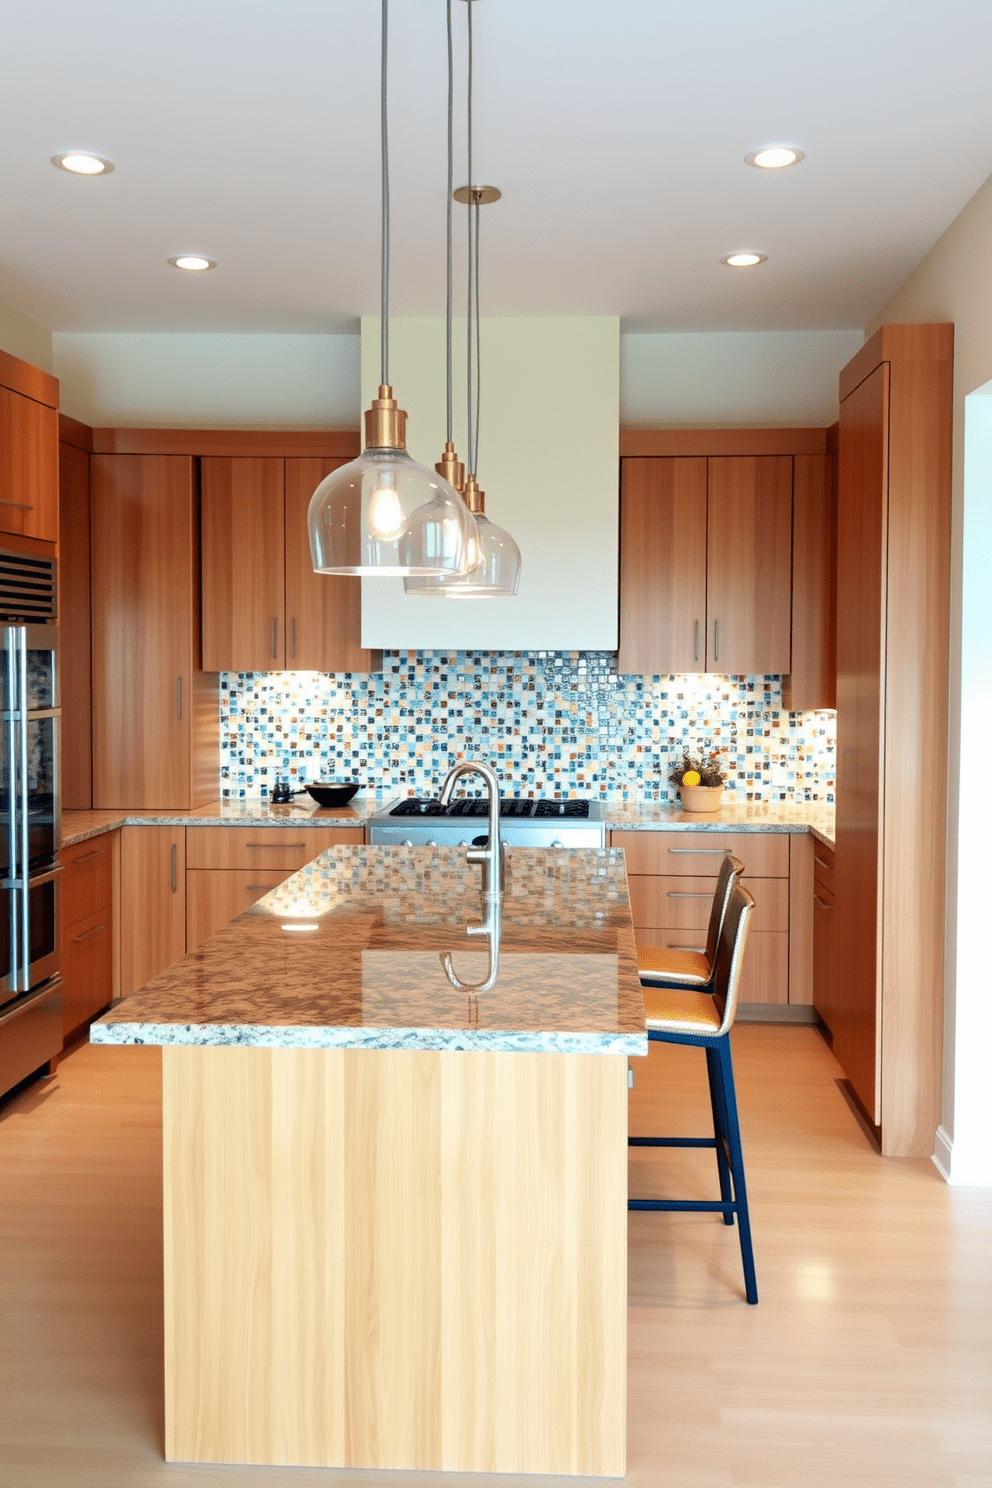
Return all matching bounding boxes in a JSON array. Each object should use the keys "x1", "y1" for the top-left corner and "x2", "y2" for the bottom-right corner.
[{"x1": 89, "y1": 1021, "x2": 648, "y2": 1056}]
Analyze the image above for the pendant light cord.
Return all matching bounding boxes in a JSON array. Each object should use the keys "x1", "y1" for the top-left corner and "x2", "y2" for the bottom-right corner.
[
  {"x1": 445, "y1": 0, "x2": 454, "y2": 443},
  {"x1": 466, "y1": 0, "x2": 474, "y2": 470},
  {"x1": 380, "y1": 0, "x2": 390, "y2": 387},
  {"x1": 473, "y1": 197, "x2": 481, "y2": 475}
]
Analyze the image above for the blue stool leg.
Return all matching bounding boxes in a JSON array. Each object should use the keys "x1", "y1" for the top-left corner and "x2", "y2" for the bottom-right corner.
[
  {"x1": 705, "y1": 1045, "x2": 734, "y2": 1225},
  {"x1": 713, "y1": 1035, "x2": 758, "y2": 1305}
]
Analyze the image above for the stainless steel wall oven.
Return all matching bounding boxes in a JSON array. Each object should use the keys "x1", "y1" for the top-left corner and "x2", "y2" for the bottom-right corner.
[{"x1": 0, "y1": 550, "x2": 62, "y2": 1100}]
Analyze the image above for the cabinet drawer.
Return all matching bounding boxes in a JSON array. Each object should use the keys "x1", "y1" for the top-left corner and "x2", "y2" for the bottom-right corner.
[
  {"x1": 62, "y1": 907, "x2": 113, "y2": 1037},
  {"x1": 611, "y1": 830, "x2": 788, "y2": 878},
  {"x1": 628, "y1": 873, "x2": 788, "y2": 934},
  {"x1": 61, "y1": 834, "x2": 114, "y2": 924},
  {"x1": 634, "y1": 926, "x2": 789, "y2": 1005},
  {"x1": 186, "y1": 869, "x2": 297, "y2": 952},
  {"x1": 186, "y1": 825, "x2": 363, "y2": 870},
  {"x1": 813, "y1": 843, "x2": 835, "y2": 896}
]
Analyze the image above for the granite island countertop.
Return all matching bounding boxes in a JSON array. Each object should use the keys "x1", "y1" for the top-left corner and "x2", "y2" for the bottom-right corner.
[{"x1": 90, "y1": 844, "x2": 648, "y2": 1058}]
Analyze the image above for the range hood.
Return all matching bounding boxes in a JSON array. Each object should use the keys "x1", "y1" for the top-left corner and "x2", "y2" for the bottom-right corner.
[{"x1": 358, "y1": 316, "x2": 619, "y2": 651}]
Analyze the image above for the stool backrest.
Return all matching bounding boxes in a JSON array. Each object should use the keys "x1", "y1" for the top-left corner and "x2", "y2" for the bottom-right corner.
[
  {"x1": 712, "y1": 883, "x2": 756, "y2": 1037},
  {"x1": 705, "y1": 854, "x2": 745, "y2": 968}
]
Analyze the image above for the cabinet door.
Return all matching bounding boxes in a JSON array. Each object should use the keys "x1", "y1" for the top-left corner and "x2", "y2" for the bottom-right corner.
[
  {"x1": 91, "y1": 456, "x2": 196, "y2": 809},
  {"x1": 706, "y1": 456, "x2": 792, "y2": 674},
  {"x1": 0, "y1": 387, "x2": 58, "y2": 543},
  {"x1": 62, "y1": 909, "x2": 113, "y2": 1037},
  {"x1": 59, "y1": 442, "x2": 93, "y2": 809},
  {"x1": 618, "y1": 458, "x2": 707, "y2": 674},
  {"x1": 783, "y1": 453, "x2": 835, "y2": 710},
  {"x1": 813, "y1": 880, "x2": 836, "y2": 1033},
  {"x1": 186, "y1": 868, "x2": 294, "y2": 952},
  {"x1": 284, "y1": 458, "x2": 370, "y2": 672},
  {"x1": 120, "y1": 827, "x2": 186, "y2": 996},
  {"x1": 835, "y1": 366, "x2": 887, "y2": 1123},
  {"x1": 201, "y1": 458, "x2": 285, "y2": 671}
]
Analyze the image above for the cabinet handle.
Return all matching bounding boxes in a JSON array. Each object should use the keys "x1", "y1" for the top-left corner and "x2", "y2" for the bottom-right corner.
[
  {"x1": 694, "y1": 619, "x2": 699, "y2": 663},
  {"x1": 271, "y1": 619, "x2": 278, "y2": 659},
  {"x1": 176, "y1": 677, "x2": 182, "y2": 718},
  {"x1": 246, "y1": 841, "x2": 306, "y2": 849},
  {"x1": 669, "y1": 847, "x2": 731, "y2": 855},
  {"x1": 665, "y1": 942, "x2": 706, "y2": 953},
  {"x1": 667, "y1": 891, "x2": 713, "y2": 899},
  {"x1": 814, "y1": 856, "x2": 832, "y2": 872},
  {"x1": 171, "y1": 843, "x2": 177, "y2": 894},
  {"x1": 714, "y1": 619, "x2": 720, "y2": 661},
  {"x1": 813, "y1": 894, "x2": 833, "y2": 911},
  {"x1": 245, "y1": 883, "x2": 279, "y2": 892},
  {"x1": 0, "y1": 499, "x2": 34, "y2": 511},
  {"x1": 290, "y1": 618, "x2": 296, "y2": 659},
  {"x1": 72, "y1": 847, "x2": 107, "y2": 864},
  {"x1": 72, "y1": 923, "x2": 106, "y2": 943}
]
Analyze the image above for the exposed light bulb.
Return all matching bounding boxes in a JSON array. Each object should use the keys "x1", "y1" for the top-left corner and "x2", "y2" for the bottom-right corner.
[{"x1": 367, "y1": 471, "x2": 405, "y2": 540}]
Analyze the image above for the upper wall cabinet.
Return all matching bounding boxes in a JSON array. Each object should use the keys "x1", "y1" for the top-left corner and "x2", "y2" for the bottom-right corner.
[
  {"x1": 201, "y1": 456, "x2": 371, "y2": 673},
  {"x1": 0, "y1": 350, "x2": 59, "y2": 545},
  {"x1": 619, "y1": 454, "x2": 793, "y2": 676}
]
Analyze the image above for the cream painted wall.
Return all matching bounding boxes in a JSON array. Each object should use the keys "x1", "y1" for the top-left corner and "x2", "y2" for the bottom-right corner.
[
  {"x1": 52, "y1": 332, "x2": 360, "y2": 428},
  {"x1": 0, "y1": 298, "x2": 53, "y2": 372},
  {"x1": 866, "y1": 171, "x2": 992, "y2": 1185},
  {"x1": 359, "y1": 317, "x2": 620, "y2": 651},
  {"x1": 621, "y1": 330, "x2": 862, "y2": 428}
]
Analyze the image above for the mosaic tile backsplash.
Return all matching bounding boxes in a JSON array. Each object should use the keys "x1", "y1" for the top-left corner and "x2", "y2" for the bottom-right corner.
[{"x1": 219, "y1": 652, "x2": 835, "y2": 804}]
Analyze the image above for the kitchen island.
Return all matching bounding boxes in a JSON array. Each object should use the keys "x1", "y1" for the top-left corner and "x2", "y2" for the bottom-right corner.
[{"x1": 91, "y1": 843, "x2": 647, "y2": 1477}]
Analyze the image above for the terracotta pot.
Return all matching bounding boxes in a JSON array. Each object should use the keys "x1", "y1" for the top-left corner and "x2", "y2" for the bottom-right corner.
[{"x1": 679, "y1": 785, "x2": 724, "y2": 814}]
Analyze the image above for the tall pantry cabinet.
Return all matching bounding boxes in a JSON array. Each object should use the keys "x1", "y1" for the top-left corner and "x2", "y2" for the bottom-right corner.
[{"x1": 823, "y1": 324, "x2": 952, "y2": 1158}]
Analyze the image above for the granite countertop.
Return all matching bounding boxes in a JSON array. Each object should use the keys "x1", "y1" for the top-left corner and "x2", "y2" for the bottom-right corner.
[
  {"x1": 63, "y1": 795, "x2": 834, "y2": 850},
  {"x1": 61, "y1": 796, "x2": 381, "y2": 848},
  {"x1": 90, "y1": 844, "x2": 648, "y2": 1058}
]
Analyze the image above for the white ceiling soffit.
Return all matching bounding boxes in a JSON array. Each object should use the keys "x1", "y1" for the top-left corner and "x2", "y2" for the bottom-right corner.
[{"x1": 2, "y1": 0, "x2": 992, "y2": 335}]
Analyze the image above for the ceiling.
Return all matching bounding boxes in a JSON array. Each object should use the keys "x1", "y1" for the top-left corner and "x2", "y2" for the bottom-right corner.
[{"x1": 3, "y1": 0, "x2": 992, "y2": 336}]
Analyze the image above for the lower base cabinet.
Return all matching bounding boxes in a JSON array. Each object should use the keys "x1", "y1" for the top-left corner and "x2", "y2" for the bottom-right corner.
[
  {"x1": 120, "y1": 826, "x2": 186, "y2": 997},
  {"x1": 812, "y1": 842, "x2": 836, "y2": 1032},
  {"x1": 61, "y1": 834, "x2": 117, "y2": 1039},
  {"x1": 610, "y1": 829, "x2": 808, "y2": 1007}
]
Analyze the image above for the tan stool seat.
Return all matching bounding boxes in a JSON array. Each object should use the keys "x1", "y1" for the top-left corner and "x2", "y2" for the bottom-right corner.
[
  {"x1": 643, "y1": 985, "x2": 722, "y2": 1033},
  {"x1": 638, "y1": 945, "x2": 711, "y2": 986}
]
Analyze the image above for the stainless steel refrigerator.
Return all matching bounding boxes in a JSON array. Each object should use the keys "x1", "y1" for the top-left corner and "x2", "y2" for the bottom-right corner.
[{"x1": 0, "y1": 549, "x2": 62, "y2": 1102}]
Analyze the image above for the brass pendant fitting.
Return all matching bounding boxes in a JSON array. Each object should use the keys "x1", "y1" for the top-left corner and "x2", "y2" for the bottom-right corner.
[{"x1": 364, "y1": 385, "x2": 408, "y2": 450}]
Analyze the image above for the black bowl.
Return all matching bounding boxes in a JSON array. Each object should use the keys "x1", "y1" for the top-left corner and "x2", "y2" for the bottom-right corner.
[{"x1": 305, "y1": 782, "x2": 361, "y2": 808}]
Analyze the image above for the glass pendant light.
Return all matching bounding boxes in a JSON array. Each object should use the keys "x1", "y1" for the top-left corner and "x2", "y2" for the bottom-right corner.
[
  {"x1": 308, "y1": 0, "x2": 478, "y2": 577},
  {"x1": 405, "y1": 0, "x2": 521, "y2": 599}
]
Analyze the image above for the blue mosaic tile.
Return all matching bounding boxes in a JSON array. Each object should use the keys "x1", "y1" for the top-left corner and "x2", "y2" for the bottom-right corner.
[{"x1": 218, "y1": 653, "x2": 836, "y2": 804}]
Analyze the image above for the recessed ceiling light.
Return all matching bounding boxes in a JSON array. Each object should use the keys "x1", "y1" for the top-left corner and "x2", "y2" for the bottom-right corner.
[
  {"x1": 168, "y1": 255, "x2": 217, "y2": 272},
  {"x1": 745, "y1": 146, "x2": 804, "y2": 170},
  {"x1": 51, "y1": 152, "x2": 114, "y2": 176},
  {"x1": 720, "y1": 251, "x2": 767, "y2": 268}
]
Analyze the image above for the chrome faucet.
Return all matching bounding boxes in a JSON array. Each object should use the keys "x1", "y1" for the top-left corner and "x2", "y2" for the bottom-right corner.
[{"x1": 438, "y1": 759, "x2": 504, "y2": 899}]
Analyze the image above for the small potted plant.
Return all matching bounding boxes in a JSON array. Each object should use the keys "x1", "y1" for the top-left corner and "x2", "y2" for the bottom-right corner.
[{"x1": 668, "y1": 748, "x2": 727, "y2": 814}]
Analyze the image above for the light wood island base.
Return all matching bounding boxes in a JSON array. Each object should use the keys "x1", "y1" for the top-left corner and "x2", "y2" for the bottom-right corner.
[{"x1": 162, "y1": 1044, "x2": 629, "y2": 1476}]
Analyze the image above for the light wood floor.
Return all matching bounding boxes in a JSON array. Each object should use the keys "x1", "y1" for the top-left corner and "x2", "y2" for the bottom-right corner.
[{"x1": 1, "y1": 1026, "x2": 989, "y2": 1488}]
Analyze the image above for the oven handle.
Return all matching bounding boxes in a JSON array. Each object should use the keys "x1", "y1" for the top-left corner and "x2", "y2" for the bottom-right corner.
[
  {"x1": 18, "y1": 629, "x2": 30, "y2": 990},
  {"x1": 26, "y1": 864, "x2": 64, "y2": 890}
]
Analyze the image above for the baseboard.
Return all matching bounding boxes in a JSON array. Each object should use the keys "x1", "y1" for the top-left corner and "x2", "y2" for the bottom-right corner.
[
  {"x1": 736, "y1": 1003, "x2": 818, "y2": 1024},
  {"x1": 932, "y1": 1126, "x2": 952, "y2": 1183}
]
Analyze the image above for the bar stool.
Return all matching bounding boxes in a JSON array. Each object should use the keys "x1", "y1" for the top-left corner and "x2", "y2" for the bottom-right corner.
[
  {"x1": 637, "y1": 852, "x2": 744, "y2": 988},
  {"x1": 629, "y1": 882, "x2": 758, "y2": 1304}
]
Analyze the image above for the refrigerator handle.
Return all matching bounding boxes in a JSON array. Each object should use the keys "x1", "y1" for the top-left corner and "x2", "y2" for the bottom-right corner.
[
  {"x1": 18, "y1": 628, "x2": 30, "y2": 991},
  {"x1": 5, "y1": 627, "x2": 19, "y2": 994}
]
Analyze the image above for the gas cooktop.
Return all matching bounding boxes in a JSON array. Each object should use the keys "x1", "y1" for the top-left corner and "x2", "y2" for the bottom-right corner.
[{"x1": 387, "y1": 796, "x2": 593, "y2": 820}]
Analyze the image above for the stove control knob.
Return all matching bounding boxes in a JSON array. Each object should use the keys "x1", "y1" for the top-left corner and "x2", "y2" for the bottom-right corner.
[
  {"x1": 551, "y1": 839, "x2": 565, "y2": 849},
  {"x1": 458, "y1": 839, "x2": 468, "y2": 847},
  {"x1": 402, "y1": 838, "x2": 414, "y2": 847},
  {"x1": 427, "y1": 839, "x2": 438, "y2": 848}
]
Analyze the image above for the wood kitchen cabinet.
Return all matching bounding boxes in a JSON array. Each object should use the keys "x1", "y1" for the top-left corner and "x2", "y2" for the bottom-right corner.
[
  {"x1": 618, "y1": 454, "x2": 792, "y2": 676},
  {"x1": 611, "y1": 830, "x2": 792, "y2": 1006},
  {"x1": 90, "y1": 454, "x2": 218, "y2": 809},
  {"x1": 812, "y1": 841, "x2": 836, "y2": 1034},
  {"x1": 831, "y1": 324, "x2": 952, "y2": 1156},
  {"x1": 60, "y1": 833, "x2": 117, "y2": 1039},
  {"x1": 0, "y1": 349, "x2": 59, "y2": 545},
  {"x1": 119, "y1": 826, "x2": 186, "y2": 996},
  {"x1": 59, "y1": 427, "x2": 93, "y2": 809},
  {"x1": 185, "y1": 824, "x2": 363, "y2": 949},
  {"x1": 201, "y1": 456, "x2": 370, "y2": 673},
  {"x1": 782, "y1": 448, "x2": 836, "y2": 711}
]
